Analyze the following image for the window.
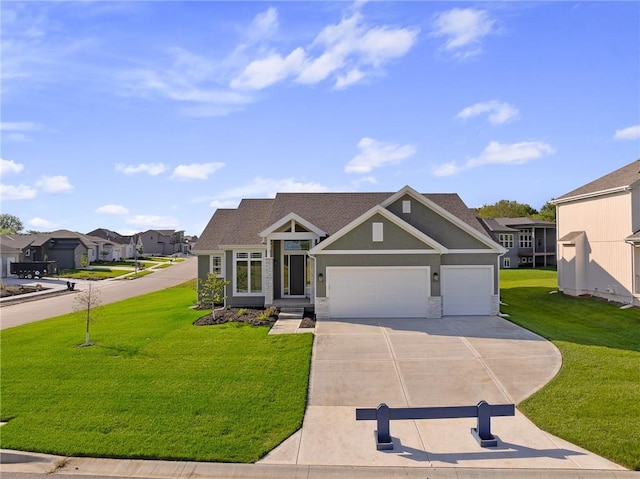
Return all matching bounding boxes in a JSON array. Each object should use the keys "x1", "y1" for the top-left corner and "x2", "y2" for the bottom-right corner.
[
  {"x1": 503, "y1": 257, "x2": 511, "y2": 268},
  {"x1": 210, "y1": 254, "x2": 223, "y2": 277},
  {"x1": 519, "y1": 229, "x2": 532, "y2": 248},
  {"x1": 499, "y1": 233, "x2": 514, "y2": 248},
  {"x1": 234, "y1": 251, "x2": 263, "y2": 294},
  {"x1": 402, "y1": 200, "x2": 411, "y2": 213},
  {"x1": 372, "y1": 222, "x2": 384, "y2": 242},
  {"x1": 284, "y1": 240, "x2": 310, "y2": 251}
]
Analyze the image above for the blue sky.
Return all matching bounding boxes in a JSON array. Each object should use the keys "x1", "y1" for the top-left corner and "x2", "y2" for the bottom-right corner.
[{"x1": 1, "y1": 1, "x2": 639, "y2": 237}]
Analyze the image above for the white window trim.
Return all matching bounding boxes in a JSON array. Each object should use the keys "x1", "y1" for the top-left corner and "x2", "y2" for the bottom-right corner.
[
  {"x1": 372, "y1": 222, "x2": 384, "y2": 242},
  {"x1": 209, "y1": 253, "x2": 225, "y2": 277},
  {"x1": 503, "y1": 257, "x2": 511, "y2": 268},
  {"x1": 233, "y1": 250, "x2": 264, "y2": 296}
]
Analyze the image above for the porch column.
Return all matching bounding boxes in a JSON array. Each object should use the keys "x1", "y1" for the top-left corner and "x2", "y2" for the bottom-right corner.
[{"x1": 264, "y1": 256, "x2": 274, "y2": 307}]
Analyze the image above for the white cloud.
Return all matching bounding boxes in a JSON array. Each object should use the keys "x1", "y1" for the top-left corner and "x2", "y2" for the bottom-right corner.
[
  {"x1": 171, "y1": 162, "x2": 225, "y2": 181},
  {"x1": 247, "y1": 7, "x2": 279, "y2": 43},
  {"x1": 614, "y1": 125, "x2": 640, "y2": 141},
  {"x1": 115, "y1": 162, "x2": 168, "y2": 176},
  {"x1": 433, "y1": 161, "x2": 463, "y2": 177},
  {"x1": 456, "y1": 100, "x2": 519, "y2": 125},
  {"x1": 467, "y1": 141, "x2": 555, "y2": 167},
  {"x1": 345, "y1": 137, "x2": 416, "y2": 174},
  {"x1": 0, "y1": 158, "x2": 24, "y2": 177},
  {"x1": 216, "y1": 177, "x2": 330, "y2": 200},
  {"x1": 29, "y1": 217, "x2": 57, "y2": 229},
  {"x1": 431, "y1": 8, "x2": 496, "y2": 59},
  {"x1": 126, "y1": 215, "x2": 179, "y2": 229},
  {"x1": 231, "y1": 48, "x2": 306, "y2": 90},
  {"x1": 1, "y1": 121, "x2": 42, "y2": 132},
  {"x1": 0, "y1": 183, "x2": 37, "y2": 200},
  {"x1": 96, "y1": 204, "x2": 129, "y2": 215},
  {"x1": 36, "y1": 175, "x2": 74, "y2": 193},
  {"x1": 296, "y1": 11, "x2": 419, "y2": 89},
  {"x1": 433, "y1": 140, "x2": 555, "y2": 177}
]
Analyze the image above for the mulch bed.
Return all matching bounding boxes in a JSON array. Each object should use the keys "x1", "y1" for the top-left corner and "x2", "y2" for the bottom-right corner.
[
  {"x1": 194, "y1": 307, "x2": 317, "y2": 329},
  {"x1": 0, "y1": 284, "x2": 49, "y2": 298}
]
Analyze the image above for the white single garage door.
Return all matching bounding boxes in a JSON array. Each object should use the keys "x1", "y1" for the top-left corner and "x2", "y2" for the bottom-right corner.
[
  {"x1": 327, "y1": 266, "x2": 430, "y2": 318},
  {"x1": 441, "y1": 266, "x2": 493, "y2": 316}
]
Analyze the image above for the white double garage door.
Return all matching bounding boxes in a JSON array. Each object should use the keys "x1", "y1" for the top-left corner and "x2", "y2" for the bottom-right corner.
[{"x1": 326, "y1": 266, "x2": 493, "y2": 318}]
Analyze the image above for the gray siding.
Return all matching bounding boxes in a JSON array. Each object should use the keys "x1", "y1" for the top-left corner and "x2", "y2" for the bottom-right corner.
[
  {"x1": 324, "y1": 213, "x2": 434, "y2": 251},
  {"x1": 387, "y1": 195, "x2": 489, "y2": 249}
]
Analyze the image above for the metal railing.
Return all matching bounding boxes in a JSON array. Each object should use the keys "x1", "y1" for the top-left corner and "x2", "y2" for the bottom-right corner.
[{"x1": 356, "y1": 400, "x2": 515, "y2": 450}]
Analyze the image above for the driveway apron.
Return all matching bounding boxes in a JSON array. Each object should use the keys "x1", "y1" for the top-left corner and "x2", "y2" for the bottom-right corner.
[{"x1": 260, "y1": 316, "x2": 625, "y2": 470}]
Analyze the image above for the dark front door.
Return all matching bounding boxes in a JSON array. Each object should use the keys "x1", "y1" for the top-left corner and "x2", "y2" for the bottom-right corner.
[{"x1": 289, "y1": 255, "x2": 305, "y2": 296}]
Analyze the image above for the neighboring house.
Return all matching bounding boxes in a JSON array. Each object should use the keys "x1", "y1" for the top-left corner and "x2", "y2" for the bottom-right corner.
[
  {"x1": 86, "y1": 228, "x2": 135, "y2": 260},
  {"x1": 482, "y1": 217, "x2": 556, "y2": 269},
  {"x1": 0, "y1": 230, "x2": 113, "y2": 271},
  {"x1": 195, "y1": 186, "x2": 507, "y2": 319},
  {"x1": 182, "y1": 235, "x2": 198, "y2": 255},
  {"x1": 0, "y1": 237, "x2": 22, "y2": 278},
  {"x1": 139, "y1": 229, "x2": 185, "y2": 256},
  {"x1": 551, "y1": 159, "x2": 640, "y2": 307}
]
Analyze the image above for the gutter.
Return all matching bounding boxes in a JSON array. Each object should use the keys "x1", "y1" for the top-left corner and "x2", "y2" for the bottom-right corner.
[{"x1": 550, "y1": 185, "x2": 631, "y2": 205}]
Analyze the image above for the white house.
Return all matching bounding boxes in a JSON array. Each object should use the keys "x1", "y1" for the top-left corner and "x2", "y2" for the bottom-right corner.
[{"x1": 551, "y1": 159, "x2": 640, "y2": 307}]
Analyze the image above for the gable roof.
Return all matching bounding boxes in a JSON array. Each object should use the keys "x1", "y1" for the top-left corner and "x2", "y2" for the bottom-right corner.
[
  {"x1": 553, "y1": 159, "x2": 640, "y2": 204},
  {"x1": 194, "y1": 190, "x2": 494, "y2": 252},
  {"x1": 492, "y1": 217, "x2": 555, "y2": 228},
  {"x1": 87, "y1": 228, "x2": 132, "y2": 245},
  {"x1": 481, "y1": 218, "x2": 519, "y2": 233},
  {"x1": 309, "y1": 205, "x2": 449, "y2": 254}
]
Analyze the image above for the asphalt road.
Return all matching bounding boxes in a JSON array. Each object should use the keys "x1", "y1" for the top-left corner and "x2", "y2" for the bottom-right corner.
[{"x1": 0, "y1": 257, "x2": 197, "y2": 330}]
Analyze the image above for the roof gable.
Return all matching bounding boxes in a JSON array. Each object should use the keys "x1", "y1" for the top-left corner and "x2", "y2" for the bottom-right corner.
[
  {"x1": 553, "y1": 159, "x2": 640, "y2": 203},
  {"x1": 383, "y1": 186, "x2": 505, "y2": 252},
  {"x1": 310, "y1": 205, "x2": 447, "y2": 254},
  {"x1": 259, "y1": 212, "x2": 326, "y2": 237}
]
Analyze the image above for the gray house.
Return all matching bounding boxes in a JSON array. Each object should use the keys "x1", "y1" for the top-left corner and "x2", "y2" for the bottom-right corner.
[
  {"x1": 482, "y1": 217, "x2": 556, "y2": 269},
  {"x1": 0, "y1": 230, "x2": 110, "y2": 273},
  {"x1": 195, "y1": 186, "x2": 506, "y2": 319},
  {"x1": 138, "y1": 229, "x2": 185, "y2": 256}
]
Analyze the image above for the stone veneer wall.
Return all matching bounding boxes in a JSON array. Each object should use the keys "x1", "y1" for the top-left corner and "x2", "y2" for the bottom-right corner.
[
  {"x1": 427, "y1": 297, "x2": 442, "y2": 318},
  {"x1": 315, "y1": 297, "x2": 329, "y2": 319},
  {"x1": 491, "y1": 295, "x2": 500, "y2": 315},
  {"x1": 264, "y1": 258, "x2": 274, "y2": 306}
]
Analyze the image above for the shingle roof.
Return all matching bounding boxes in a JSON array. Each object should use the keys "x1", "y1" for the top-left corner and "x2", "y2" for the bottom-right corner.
[
  {"x1": 493, "y1": 217, "x2": 555, "y2": 227},
  {"x1": 195, "y1": 191, "x2": 490, "y2": 251},
  {"x1": 554, "y1": 159, "x2": 640, "y2": 202},
  {"x1": 481, "y1": 218, "x2": 519, "y2": 233}
]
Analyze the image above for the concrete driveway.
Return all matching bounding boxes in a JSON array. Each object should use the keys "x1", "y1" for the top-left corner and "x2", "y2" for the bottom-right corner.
[{"x1": 261, "y1": 316, "x2": 625, "y2": 470}]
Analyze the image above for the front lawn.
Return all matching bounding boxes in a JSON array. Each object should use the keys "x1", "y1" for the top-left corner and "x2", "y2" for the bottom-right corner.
[
  {"x1": 58, "y1": 268, "x2": 132, "y2": 280},
  {"x1": 501, "y1": 269, "x2": 640, "y2": 470},
  {"x1": 0, "y1": 280, "x2": 313, "y2": 462}
]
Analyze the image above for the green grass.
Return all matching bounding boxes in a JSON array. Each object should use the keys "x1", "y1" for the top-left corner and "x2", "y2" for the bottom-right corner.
[
  {"x1": 0, "y1": 280, "x2": 313, "y2": 462},
  {"x1": 501, "y1": 269, "x2": 640, "y2": 470},
  {"x1": 59, "y1": 268, "x2": 130, "y2": 279}
]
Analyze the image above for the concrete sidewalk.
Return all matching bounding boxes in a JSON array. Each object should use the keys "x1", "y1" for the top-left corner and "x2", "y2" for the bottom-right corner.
[{"x1": 1, "y1": 450, "x2": 638, "y2": 478}]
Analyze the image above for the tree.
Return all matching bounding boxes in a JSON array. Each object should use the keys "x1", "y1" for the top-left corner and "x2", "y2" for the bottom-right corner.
[
  {"x1": 80, "y1": 253, "x2": 89, "y2": 268},
  {"x1": 476, "y1": 200, "x2": 538, "y2": 218},
  {"x1": 533, "y1": 201, "x2": 556, "y2": 222},
  {"x1": 0, "y1": 214, "x2": 23, "y2": 234},
  {"x1": 198, "y1": 273, "x2": 230, "y2": 319},
  {"x1": 73, "y1": 283, "x2": 102, "y2": 346}
]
